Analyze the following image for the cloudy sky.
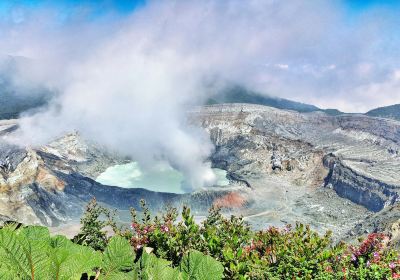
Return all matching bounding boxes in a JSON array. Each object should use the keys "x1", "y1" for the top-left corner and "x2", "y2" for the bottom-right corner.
[
  {"x1": 1, "y1": 0, "x2": 399, "y2": 112},
  {"x1": 1, "y1": 0, "x2": 400, "y2": 189}
]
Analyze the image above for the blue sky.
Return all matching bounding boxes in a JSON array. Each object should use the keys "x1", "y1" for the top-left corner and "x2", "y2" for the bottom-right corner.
[
  {"x1": 0, "y1": 0, "x2": 145, "y2": 11},
  {"x1": 346, "y1": 0, "x2": 400, "y2": 11},
  {"x1": 0, "y1": 0, "x2": 146, "y2": 21},
  {"x1": 1, "y1": 0, "x2": 399, "y2": 21}
]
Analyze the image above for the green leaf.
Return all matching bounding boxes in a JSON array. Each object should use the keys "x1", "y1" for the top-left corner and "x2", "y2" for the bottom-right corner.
[
  {"x1": 0, "y1": 227, "x2": 31, "y2": 278},
  {"x1": 223, "y1": 248, "x2": 234, "y2": 261},
  {"x1": 101, "y1": 236, "x2": 135, "y2": 279},
  {"x1": 0, "y1": 226, "x2": 51, "y2": 279},
  {"x1": 101, "y1": 270, "x2": 138, "y2": 280},
  {"x1": 52, "y1": 243, "x2": 101, "y2": 280},
  {"x1": 0, "y1": 226, "x2": 102, "y2": 280},
  {"x1": 139, "y1": 252, "x2": 182, "y2": 280},
  {"x1": 0, "y1": 263, "x2": 19, "y2": 280},
  {"x1": 180, "y1": 250, "x2": 224, "y2": 280}
]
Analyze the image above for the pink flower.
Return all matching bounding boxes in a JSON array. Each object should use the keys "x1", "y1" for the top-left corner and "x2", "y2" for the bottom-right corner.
[
  {"x1": 161, "y1": 225, "x2": 169, "y2": 232},
  {"x1": 390, "y1": 262, "x2": 396, "y2": 269},
  {"x1": 366, "y1": 261, "x2": 371, "y2": 267},
  {"x1": 351, "y1": 255, "x2": 357, "y2": 261},
  {"x1": 130, "y1": 223, "x2": 137, "y2": 230}
]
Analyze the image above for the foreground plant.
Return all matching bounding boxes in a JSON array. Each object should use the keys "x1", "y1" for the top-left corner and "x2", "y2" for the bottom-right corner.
[
  {"x1": 1, "y1": 198, "x2": 399, "y2": 279},
  {"x1": 0, "y1": 225, "x2": 100, "y2": 279},
  {"x1": 110, "y1": 199, "x2": 400, "y2": 279},
  {"x1": 0, "y1": 224, "x2": 223, "y2": 279},
  {"x1": 73, "y1": 198, "x2": 112, "y2": 251}
]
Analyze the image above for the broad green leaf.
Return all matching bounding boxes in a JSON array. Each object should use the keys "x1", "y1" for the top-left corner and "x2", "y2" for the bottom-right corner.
[
  {"x1": 0, "y1": 226, "x2": 51, "y2": 279},
  {"x1": 50, "y1": 242, "x2": 101, "y2": 280},
  {"x1": 101, "y1": 236, "x2": 135, "y2": 279},
  {"x1": 139, "y1": 252, "x2": 182, "y2": 280},
  {"x1": 0, "y1": 227, "x2": 31, "y2": 278},
  {"x1": 0, "y1": 226, "x2": 101, "y2": 280},
  {"x1": 99, "y1": 271, "x2": 138, "y2": 280},
  {"x1": 0, "y1": 263, "x2": 19, "y2": 280},
  {"x1": 180, "y1": 250, "x2": 224, "y2": 280},
  {"x1": 18, "y1": 225, "x2": 52, "y2": 279}
]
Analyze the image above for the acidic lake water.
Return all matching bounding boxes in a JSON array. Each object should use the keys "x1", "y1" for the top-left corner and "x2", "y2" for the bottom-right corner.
[{"x1": 96, "y1": 161, "x2": 230, "y2": 194}]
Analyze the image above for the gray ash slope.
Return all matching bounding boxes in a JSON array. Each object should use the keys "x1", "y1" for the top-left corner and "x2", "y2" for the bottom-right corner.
[{"x1": 1, "y1": 103, "x2": 400, "y2": 244}]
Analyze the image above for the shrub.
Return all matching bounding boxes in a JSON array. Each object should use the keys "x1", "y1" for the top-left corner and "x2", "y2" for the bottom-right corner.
[
  {"x1": 122, "y1": 201, "x2": 251, "y2": 278},
  {"x1": 114, "y1": 200, "x2": 400, "y2": 280},
  {"x1": 340, "y1": 233, "x2": 400, "y2": 279},
  {"x1": 244, "y1": 224, "x2": 345, "y2": 279},
  {"x1": 73, "y1": 198, "x2": 112, "y2": 251},
  {"x1": 2, "y1": 199, "x2": 398, "y2": 279}
]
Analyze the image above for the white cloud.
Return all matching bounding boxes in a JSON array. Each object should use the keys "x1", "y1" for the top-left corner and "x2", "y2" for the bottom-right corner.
[{"x1": 274, "y1": 64, "x2": 289, "y2": 70}]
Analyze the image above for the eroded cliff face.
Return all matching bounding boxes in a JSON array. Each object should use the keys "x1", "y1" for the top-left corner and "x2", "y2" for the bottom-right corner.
[
  {"x1": 190, "y1": 104, "x2": 400, "y2": 210},
  {"x1": 0, "y1": 132, "x2": 67, "y2": 225},
  {"x1": 1, "y1": 105, "x2": 400, "y2": 242},
  {"x1": 189, "y1": 104, "x2": 400, "y2": 239},
  {"x1": 323, "y1": 154, "x2": 399, "y2": 212},
  {"x1": 0, "y1": 124, "x2": 124, "y2": 226}
]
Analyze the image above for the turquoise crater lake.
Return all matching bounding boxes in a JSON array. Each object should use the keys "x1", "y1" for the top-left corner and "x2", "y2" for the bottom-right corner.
[{"x1": 95, "y1": 161, "x2": 229, "y2": 194}]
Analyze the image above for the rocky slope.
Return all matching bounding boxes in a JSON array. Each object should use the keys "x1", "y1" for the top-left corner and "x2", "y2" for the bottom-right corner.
[
  {"x1": 189, "y1": 104, "x2": 400, "y2": 239},
  {"x1": 1, "y1": 104, "x2": 400, "y2": 243},
  {"x1": 0, "y1": 121, "x2": 237, "y2": 227}
]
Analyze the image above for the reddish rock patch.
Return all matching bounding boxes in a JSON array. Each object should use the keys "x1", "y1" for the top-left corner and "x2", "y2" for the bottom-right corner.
[
  {"x1": 213, "y1": 192, "x2": 246, "y2": 209},
  {"x1": 36, "y1": 167, "x2": 65, "y2": 191}
]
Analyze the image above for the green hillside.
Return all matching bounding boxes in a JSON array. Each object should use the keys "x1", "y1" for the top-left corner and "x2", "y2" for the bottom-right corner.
[
  {"x1": 366, "y1": 104, "x2": 400, "y2": 121},
  {"x1": 0, "y1": 89, "x2": 48, "y2": 120},
  {"x1": 207, "y1": 86, "x2": 343, "y2": 115},
  {"x1": 0, "y1": 56, "x2": 50, "y2": 120}
]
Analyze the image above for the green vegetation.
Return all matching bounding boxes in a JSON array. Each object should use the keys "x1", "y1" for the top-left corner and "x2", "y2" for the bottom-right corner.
[
  {"x1": 0, "y1": 88, "x2": 49, "y2": 120},
  {"x1": 206, "y1": 85, "x2": 344, "y2": 115},
  {"x1": 0, "y1": 198, "x2": 399, "y2": 279},
  {"x1": 366, "y1": 104, "x2": 400, "y2": 121},
  {"x1": 0, "y1": 223, "x2": 222, "y2": 279}
]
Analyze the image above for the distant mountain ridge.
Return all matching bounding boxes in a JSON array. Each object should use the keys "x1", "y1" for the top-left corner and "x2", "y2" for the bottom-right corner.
[
  {"x1": 366, "y1": 104, "x2": 400, "y2": 121},
  {"x1": 0, "y1": 56, "x2": 51, "y2": 119},
  {"x1": 0, "y1": 83, "x2": 49, "y2": 120},
  {"x1": 206, "y1": 86, "x2": 343, "y2": 115}
]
